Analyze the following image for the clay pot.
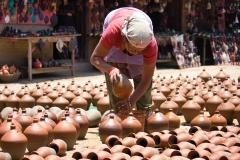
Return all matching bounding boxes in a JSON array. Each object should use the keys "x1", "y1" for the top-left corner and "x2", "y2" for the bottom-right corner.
[
  {"x1": 188, "y1": 133, "x2": 209, "y2": 146},
  {"x1": 229, "y1": 146, "x2": 240, "y2": 153},
  {"x1": 105, "y1": 135, "x2": 120, "y2": 148},
  {"x1": 80, "y1": 89, "x2": 92, "y2": 109},
  {"x1": 112, "y1": 73, "x2": 133, "y2": 99},
  {"x1": 5, "y1": 91, "x2": 20, "y2": 109},
  {"x1": 0, "y1": 118, "x2": 22, "y2": 142},
  {"x1": 64, "y1": 111, "x2": 80, "y2": 140},
  {"x1": 103, "y1": 152, "x2": 130, "y2": 160},
  {"x1": 175, "y1": 132, "x2": 192, "y2": 143},
  {"x1": 198, "y1": 68, "x2": 211, "y2": 82},
  {"x1": 192, "y1": 92, "x2": 205, "y2": 110},
  {"x1": 45, "y1": 155, "x2": 61, "y2": 160},
  {"x1": 182, "y1": 97, "x2": 201, "y2": 123},
  {"x1": 101, "y1": 109, "x2": 122, "y2": 124},
  {"x1": 93, "y1": 88, "x2": 104, "y2": 107},
  {"x1": 42, "y1": 105, "x2": 58, "y2": 123},
  {"x1": 73, "y1": 109, "x2": 89, "y2": 139},
  {"x1": 86, "y1": 109, "x2": 102, "y2": 127},
  {"x1": 186, "y1": 86, "x2": 202, "y2": 100},
  {"x1": 160, "y1": 97, "x2": 178, "y2": 115},
  {"x1": 15, "y1": 109, "x2": 33, "y2": 131},
  {"x1": 53, "y1": 117, "x2": 77, "y2": 150},
  {"x1": 5, "y1": 107, "x2": 19, "y2": 120},
  {"x1": 43, "y1": 113, "x2": 57, "y2": 128},
  {"x1": 20, "y1": 154, "x2": 44, "y2": 160},
  {"x1": 91, "y1": 144, "x2": 111, "y2": 153},
  {"x1": 52, "y1": 94, "x2": 69, "y2": 110},
  {"x1": 44, "y1": 83, "x2": 54, "y2": 94},
  {"x1": 147, "y1": 108, "x2": 169, "y2": 133},
  {"x1": 55, "y1": 82, "x2": 62, "y2": 91},
  {"x1": 161, "y1": 148, "x2": 181, "y2": 157},
  {"x1": 73, "y1": 84, "x2": 83, "y2": 96},
  {"x1": 71, "y1": 92, "x2": 88, "y2": 110},
  {"x1": 1, "y1": 85, "x2": 11, "y2": 97},
  {"x1": 0, "y1": 91, "x2": 7, "y2": 112},
  {"x1": 114, "y1": 137, "x2": 137, "y2": 147},
  {"x1": 24, "y1": 118, "x2": 48, "y2": 152},
  {"x1": 121, "y1": 112, "x2": 142, "y2": 138},
  {"x1": 164, "y1": 108, "x2": 180, "y2": 130},
  {"x1": 205, "y1": 91, "x2": 223, "y2": 116},
  {"x1": 152, "y1": 90, "x2": 167, "y2": 110},
  {"x1": 217, "y1": 98, "x2": 235, "y2": 125},
  {"x1": 215, "y1": 68, "x2": 228, "y2": 82},
  {"x1": 38, "y1": 116, "x2": 53, "y2": 145},
  {"x1": 62, "y1": 89, "x2": 76, "y2": 103},
  {"x1": 209, "y1": 136, "x2": 226, "y2": 145},
  {"x1": 30, "y1": 146, "x2": 56, "y2": 158},
  {"x1": 47, "y1": 88, "x2": 59, "y2": 102},
  {"x1": 136, "y1": 135, "x2": 155, "y2": 147},
  {"x1": 228, "y1": 93, "x2": 240, "y2": 107},
  {"x1": 219, "y1": 87, "x2": 233, "y2": 100},
  {"x1": 97, "y1": 93, "x2": 110, "y2": 115},
  {"x1": 190, "y1": 110, "x2": 211, "y2": 131},
  {"x1": 157, "y1": 83, "x2": 171, "y2": 97},
  {"x1": 33, "y1": 108, "x2": 45, "y2": 120},
  {"x1": 170, "y1": 141, "x2": 196, "y2": 150},
  {"x1": 159, "y1": 133, "x2": 178, "y2": 148},
  {"x1": 210, "y1": 110, "x2": 227, "y2": 126},
  {"x1": 110, "y1": 144, "x2": 130, "y2": 155},
  {"x1": 89, "y1": 84, "x2": 100, "y2": 103},
  {"x1": 133, "y1": 147, "x2": 159, "y2": 158},
  {"x1": 19, "y1": 92, "x2": 35, "y2": 108},
  {"x1": 1, "y1": 125, "x2": 27, "y2": 160},
  {"x1": 16, "y1": 86, "x2": 26, "y2": 99},
  {"x1": 58, "y1": 84, "x2": 67, "y2": 95},
  {"x1": 48, "y1": 139, "x2": 67, "y2": 156},
  {"x1": 36, "y1": 93, "x2": 53, "y2": 107}
]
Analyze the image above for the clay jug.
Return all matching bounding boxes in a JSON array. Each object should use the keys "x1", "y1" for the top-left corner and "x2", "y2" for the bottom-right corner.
[
  {"x1": 121, "y1": 112, "x2": 142, "y2": 138},
  {"x1": 198, "y1": 68, "x2": 211, "y2": 82},
  {"x1": 17, "y1": 86, "x2": 26, "y2": 99},
  {"x1": 5, "y1": 91, "x2": 20, "y2": 109},
  {"x1": 24, "y1": 118, "x2": 48, "y2": 152},
  {"x1": 47, "y1": 87, "x2": 59, "y2": 101},
  {"x1": 53, "y1": 116, "x2": 77, "y2": 150},
  {"x1": 44, "y1": 83, "x2": 54, "y2": 94},
  {"x1": 71, "y1": 92, "x2": 88, "y2": 110},
  {"x1": 171, "y1": 91, "x2": 186, "y2": 115},
  {"x1": 228, "y1": 93, "x2": 240, "y2": 107},
  {"x1": 36, "y1": 93, "x2": 53, "y2": 107},
  {"x1": 97, "y1": 93, "x2": 110, "y2": 115},
  {"x1": 205, "y1": 91, "x2": 223, "y2": 117},
  {"x1": 93, "y1": 89, "x2": 105, "y2": 106},
  {"x1": 160, "y1": 97, "x2": 178, "y2": 115},
  {"x1": 73, "y1": 109, "x2": 89, "y2": 139},
  {"x1": 99, "y1": 115, "x2": 122, "y2": 143},
  {"x1": 80, "y1": 89, "x2": 92, "y2": 109},
  {"x1": 1, "y1": 85, "x2": 11, "y2": 97},
  {"x1": 193, "y1": 91, "x2": 205, "y2": 110},
  {"x1": 219, "y1": 87, "x2": 233, "y2": 100},
  {"x1": 164, "y1": 108, "x2": 180, "y2": 130},
  {"x1": 73, "y1": 84, "x2": 83, "y2": 96},
  {"x1": 215, "y1": 68, "x2": 228, "y2": 82},
  {"x1": 55, "y1": 82, "x2": 62, "y2": 91},
  {"x1": 15, "y1": 108, "x2": 33, "y2": 131},
  {"x1": 58, "y1": 84, "x2": 67, "y2": 95},
  {"x1": 152, "y1": 90, "x2": 166, "y2": 110},
  {"x1": 89, "y1": 84, "x2": 100, "y2": 103},
  {"x1": 19, "y1": 92, "x2": 35, "y2": 108},
  {"x1": 217, "y1": 98, "x2": 235, "y2": 125},
  {"x1": 190, "y1": 110, "x2": 211, "y2": 131},
  {"x1": 32, "y1": 86, "x2": 44, "y2": 102},
  {"x1": 64, "y1": 111, "x2": 80, "y2": 140},
  {"x1": 182, "y1": 97, "x2": 201, "y2": 123},
  {"x1": 62, "y1": 89, "x2": 76, "y2": 103},
  {"x1": 52, "y1": 94, "x2": 69, "y2": 110},
  {"x1": 67, "y1": 80, "x2": 78, "y2": 92},
  {"x1": 0, "y1": 91, "x2": 7, "y2": 111},
  {"x1": 147, "y1": 108, "x2": 169, "y2": 133},
  {"x1": 38, "y1": 116, "x2": 53, "y2": 145},
  {"x1": 42, "y1": 105, "x2": 58, "y2": 123},
  {"x1": 0, "y1": 124, "x2": 27, "y2": 160},
  {"x1": 210, "y1": 110, "x2": 227, "y2": 126}
]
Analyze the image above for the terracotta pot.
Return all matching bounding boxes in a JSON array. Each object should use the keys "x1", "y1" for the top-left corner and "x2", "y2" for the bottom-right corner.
[
  {"x1": 36, "y1": 93, "x2": 53, "y2": 107},
  {"x1": 71, "y1": 92, "x2": 88, "y2": 110},
  {"x1": 152, "y1": 90, "x2": 167, "y2": 110},
  {"x1": 33, "y1": 108, "x2": 45, "y2": 121},
  {"x1": 97, "y1": 152, "x2": 130, "y2": 160},
  {"x1": 110, "y1": 144, "x2": 131, "y2": 155},
  {"x1": 0, "y1": 91, "x2": 7, "y2": 112},
  {"x1": 0, "y1": 118, "x2": 22, "y2": 142},
  {"x1": 47, "y1": 88, "x2": 59, "y2": 102},
  {"x1": 210, "y1": 110, "x2": 227, "y2": 127},
  {"x1": 97, "y1": 93, "x2": 110, "y2": 115},
  {"x1": 16, "y1": 86, "x2": 26, "y2": 99},
  {"x1": 38, "y1": 116, "x2": 53, "y2": 145},
  {"x1": 20, "y1": 154, "x2": 44, "y2": 160},
  {"x1": 15, "y1": 109, "x2": 33, "y2": 131},
  {"x1": 157, "y1": 83, "x2": 171, "y2": 97},
  {"x1": 188, "y1": 133, "x2": 209, "y2": 146},
  {"x1": 190, "y1": 110, "x2": 211, "y2": 131},
  {"x1": 19, "y1": 92, "x2": 35, "y2": 108},
  {"x1": 58, "y1": 84, "x2": 67, "y2": 95},
  {"x1": 133, "y1": 147, "x2": 159, "y2": 158},
  {"x1": 30, "y1": 146, "x2": 56, "y2": 158},
  {"x1": 160, "y1": 97, "x2": 178, "y2": 115},
  {"x1": 5, "y1": 91, "x2": 20, "y2": 109},
  {"x1": 48, "y1": 139, "x2": 67, "y2": 156},
  {"x1": 188, "y1": 126, "x2": 203, "y2": 135},
  {"x1": 179, "y1": 148, "x2": 199, "y2": 159},
  {"x1": 55, "y1": 82, "x2": 62, "y2": 91},
  {"x1": 24, "y1": 118, "x2": 48, "y2": 152},
  {"x1": 114, "y1": 137, "x2": 137, "y2": 147},
  {"x1": 229, "y1": 146, "x2": 240, "y2": 154},
  {"x1": 73, "y1": 108, "x2": 89, "y2": 139},
  {"x1": 44, "y1": 83, "x2": 54, "y2": 94},
  {"x1": 1, "y1": 85, "x2": 12, "y2": 97},
  {"x1": 175, "y1": 132, "x2": 192, "y2": 143},
  {"x1": 197, "y1": 68, "x2": 211, "y2": 82},
  {"x1": 80, "y1": 89, "x2": 92, "y2": 109},
  {"x1": 161, "y1": 148, "x2": 181, "y2": 157},
  {"x1": 62, "y1": 89, "x2": 76, "y2": 103},
  {"x1": 160, "y1": 133, "x2": 178, "y2": 148},
  {"x1": 215, "y1": 68, "x2": 228, "y2": 82},
  {"x1": 43, "y1": 105, "x2": 58, "y2": 123},
  {"x1": 45, "y1": 155, "x2": 61, "y2": 160},
  {"x1": 53, "y1": 117, "x2": 77, "y2": 150},
  {"x1": 0, "y1": 124, "x2": 27, "y2": 160},
  {"x1": 52, "y1": 94, "x2": 69, "y2": 110},
  {"x1": 192, "y1": 92, "x2": 205, "y2": 110},
  {"x1": 86, "y1": 109, "x2": 101, "y2": 127},
  {"x1": 217, "y1": 98, "x2": 235, "y2": 125},
  {"x1": 228, "y1": 93, "x2": 240, "y2": 107},
  {"x1": 43, "y1": 112, "x2": 57, "y2": 128},
  {"x1": 4, "y1": 107, "x2": 19, "y2": 120},
  {"x1": 219, "y1": 87, "x2": 233, "y2": 100},
  {"x1": 170, "y1": 141, "x2": 196, "y2": 150},
  {"x1": 105, "y1": 135, "x2": 120, "y2": 148},
  {"x1": 91, "y1": 144, "x2": 111, "y2": 153},
  {"x1": 182, "y1": 97, "x2": 201, "y2": 124},
  {"x1": 128, "y1": 131, "x2": 148, "y2": 139},
  {"x1": 164, "y1": 108, "x2": 180, "y2": 130},
  {"x1": 186, "y1": 86, "x2": 202, "y2": 100},
  {"x1": 207, "y1": 130, "x2": 224, "y2": 139},
  {"x1": 209, "y1": 136, "x2": 226, "y2": 145},
  {"x1": 73, "y1": 85, "x2": 83, "y2": 96},
  {"x1": 72, "y1": 148, "x2": 95, "y2": 159}
]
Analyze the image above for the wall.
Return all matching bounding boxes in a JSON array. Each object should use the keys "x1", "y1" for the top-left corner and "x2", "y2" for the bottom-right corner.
[{"x1": 0, "y1": 24, "x2": 54, "y2": 68}]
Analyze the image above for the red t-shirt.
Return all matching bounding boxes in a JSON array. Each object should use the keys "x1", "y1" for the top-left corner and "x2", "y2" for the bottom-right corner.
[{"x1": 100, "y1": 9, "x2": 158, "y2": 63}]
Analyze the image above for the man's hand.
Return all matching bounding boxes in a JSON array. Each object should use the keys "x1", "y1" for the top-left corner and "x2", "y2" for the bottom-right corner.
[
  {"x1": 115, "y1": 99, "x2": 131, "y2": 111},
  {"x1": 109, "y1": 67, "x2": 120, "y2": 86}
]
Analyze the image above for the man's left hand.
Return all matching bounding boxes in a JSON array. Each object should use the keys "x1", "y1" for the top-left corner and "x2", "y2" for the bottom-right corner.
[{"x1": 115, "y1": 99, "x2": 131, "y2": 111}]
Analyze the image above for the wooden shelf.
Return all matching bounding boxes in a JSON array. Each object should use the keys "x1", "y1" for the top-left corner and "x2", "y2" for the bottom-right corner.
[
  {"x1": 156, "y1": 59, "x2": 175, "y2": 63},
  {"x1": 31, "y1": 65, "x2": 73, "y2": 74}
]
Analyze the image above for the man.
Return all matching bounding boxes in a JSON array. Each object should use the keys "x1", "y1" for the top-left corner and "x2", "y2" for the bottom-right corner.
[{"x1": 90, "y1": 7, "x2": 158, "y2": 112}]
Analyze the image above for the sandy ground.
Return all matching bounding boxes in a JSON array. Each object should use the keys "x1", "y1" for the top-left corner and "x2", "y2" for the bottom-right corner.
[{"x1": 1, "y1": 64, "x2": 240, "y2": 158}]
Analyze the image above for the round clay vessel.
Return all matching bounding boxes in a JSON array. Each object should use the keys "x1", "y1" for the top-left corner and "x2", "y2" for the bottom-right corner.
[
  {"x1": 23, "y1": 118, "x2": 48, "y2": 152},
  {"x1": 157, "y1": 83, "x2": 171, "y2": 97},
  {"x1": 205, "y1": 91, "x2": 223, "y2": 116},
  {"x1": 215, "y1": 68, "x2": 228, "y2": 82},
  {"x1": 1, "y1": 85, "x2": 11, "y2": 97},
  {"x1": 15, "y1": 108, "x2": 33, "y2": 131},
  {"x1": 52, "y1": 94, "x2": 69, "y2": 110},
  {"x1": 67, "y1": 80, "x2": 78, "y2": 92},
  {"x1": 55, "y1": 82, "x2": 62, "y2": 91},
  {"x1": 30, "y1": 146, "x2": 56, "y2": 158},
  {"x1": 64, "y1": 111, "x2": 80, "y2": 140},
  {"x1": 16, "y1": 86, "x2": 26, "y2": 99},
  {"x1": 89, "y1": 84, "x2": 100, "y2": 104},
  {"x1": 44, "y1": 83, "x2": 54, "y2": 94},
  {"x1": 152, "y1": 90, "x2": 167, "y2": 110},
  {"x1": 0, "y1": 118, "x2": 22, "y2": 141},
  {"x1": 62, "y1": 89, "x2": 76, "y2": 103},
  {"x1": 53, "y1": 116, "x2": 77, "y2": 150},
  {"x1": 38, "y1": 116, "x2": 53, "y2": 145},
  {"x1": 217, "y1": 98, "x2": 235, "y2": 125},
  {"x1": 0, "y1": 124, "x2": 27, "y2": 160},
  {"x1": 228, "y1": 93, "x2": 240, "y2": 107},
  {"x1": 99, "y1": 115, "x2": 122, "y2": 143},
  {"x1": 45, "y1": 155, "x2": 61, "y2": 160},
  {"x1": 97, "y1": 93, "x2": 110, "y2": 115},
  {"x1": 43, "y1": 105, "x2": 58, "y2": 123},
  {"x1": 192, "y1": 91, "x2": 205, "y2": 110},
  {"x1": 219, "y1": 87, "x2": 233, "y2": 100},
  {"x1": 164, "y1": 108, "x2": 180, "y2": 130},
  {"x1": 5, "y1": 91, "x2": 20, "y2": 109},
  {"x1": 160, "y1": 96, "x2": 178, "y2": 115},
  {"x1": 101, "y1": 109, "x2": 122, "y2": 124},
  {"x1": 93, "y1": 88, "x2": 104, "y2": 106},
  {"x1": 182, "y1": 97, "x2": 201, "y2": 123},
  {"x1": 171, "y1": 91, "x2": 186, "y2": 115},
  {"x1": 80, "y1": 89, "x2": 92, "y2": 109},
  {"x1": 73, "y1": 109, "x2": 89, "y2": 139},
  {"x1": 43, "y1": 112, "x2": 57, "y2": 128},
  {"x1": 190, "y1": 110, "x2": 211, "y2": 131},
  {"x1": 198, "y1": 68, "x2": 211, "y2": 82},
  {"x1": 48, "y1": 139, "x2": 67, "y2": 156},
  {"x1": 36, "y1": 93, "x2": 53, "y2": 107},
  {"x1": 73, "y1": 84, "x2": 83, "y2": 96},
  {"x1": 58, "y1": 84, "x2": 67, "y2": 95},
  {"x1": 33, "y1": 108, "x2": 45, "y2": 120},
  {"x1": 47, "y1": 87, "x2": 59, "y2": 102},
  {"x1": 19, "y1": 92, "x2": 35, "y2": 108},
  {"x1": 71, "y1": 92, "x2": 88, "y2": 110},
  {"x1": 210, "y1": 110, "x2": 227, "y2": 126},
  {"x1": 86, "y1": 109, "x2": 102, "y2": 127}
]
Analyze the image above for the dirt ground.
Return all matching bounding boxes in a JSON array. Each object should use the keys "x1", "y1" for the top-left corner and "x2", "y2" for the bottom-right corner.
[{"x1": 1, "y1": 65, "x2": 240, "y2": 158}]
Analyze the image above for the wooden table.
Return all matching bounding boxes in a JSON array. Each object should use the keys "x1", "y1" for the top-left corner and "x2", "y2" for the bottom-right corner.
[{"x1": 1, "y1": 34, "x2": 81, "y2": 80}]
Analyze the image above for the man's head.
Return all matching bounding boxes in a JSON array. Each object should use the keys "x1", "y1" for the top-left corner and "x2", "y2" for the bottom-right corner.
[{"x1": 121, "y1": 12, "x2": 153, "y2": 49}]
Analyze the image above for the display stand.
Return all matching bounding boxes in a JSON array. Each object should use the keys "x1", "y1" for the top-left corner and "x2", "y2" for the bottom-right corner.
[{"x1": 0, "y1": 34, "x2": 81, "y2": 81}]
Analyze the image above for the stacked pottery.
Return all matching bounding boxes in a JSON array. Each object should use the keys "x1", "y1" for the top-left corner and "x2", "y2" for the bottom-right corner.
[
  {"x1": 147, "y1": 108, "x2": 169, "y2": 133},
  {"x1": 0, "y1": 124, "x2": 27, "y2": 160},
  {"x1": 182, "y1": 97, "x2": 201, "y2": 124},
  {"x1": 99, "y1": 115, "x2": 122, "y2": 143},
  {"x1": 24, "y1": 118, "x2": 48, "y2": 152}
]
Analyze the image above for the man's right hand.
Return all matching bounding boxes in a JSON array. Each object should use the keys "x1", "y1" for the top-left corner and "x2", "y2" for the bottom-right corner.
[{"x1": 109, "y1": 67, "x2": 121, "y2": 86}]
